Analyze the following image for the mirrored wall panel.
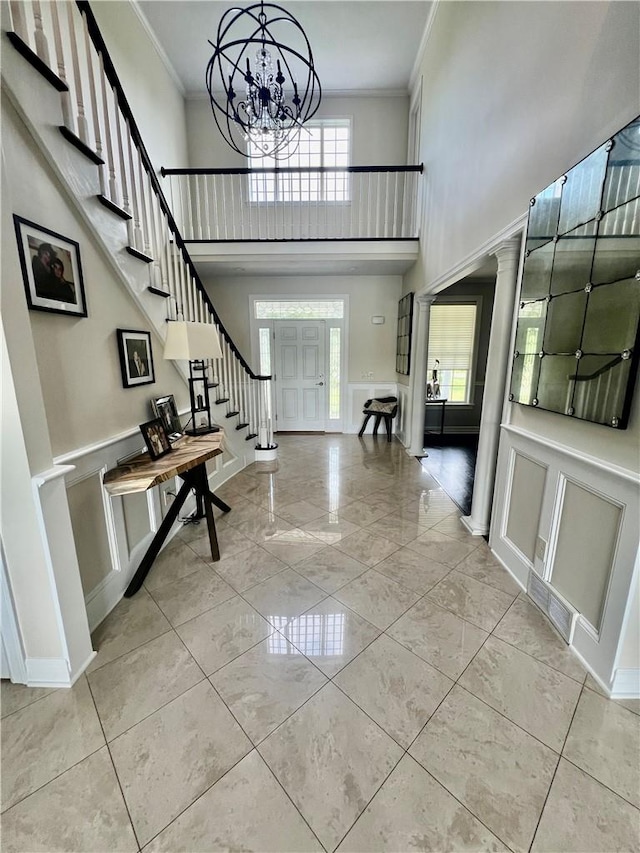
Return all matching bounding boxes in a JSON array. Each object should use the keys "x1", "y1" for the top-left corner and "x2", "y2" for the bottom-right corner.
[
  {"x1": 510, "y1": 115, "x2": 640, "y2": 428},
  {"x1": 396, "y1": 292, "x2": 414, "y2": 375}
]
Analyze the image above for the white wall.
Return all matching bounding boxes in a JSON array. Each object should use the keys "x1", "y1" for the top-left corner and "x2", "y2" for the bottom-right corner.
[
  {"x1": 92, "y1": 0, "x2": 189, "y2": 173},
  {"x1": 2, "y1": 101, "x2": 190, "y2": 458},
  {"x1": 202, "y1": 273, "x2": 402, "y2": 383},
  {"x1": 406, "y1": 0, "x2": 640, "y2": 470},
  {"x1": 408, "y1": 1, "x2": 639, "y2": 289},
  {"x1": 184, "y1": 93, "x2": 409, "y2": 168}
]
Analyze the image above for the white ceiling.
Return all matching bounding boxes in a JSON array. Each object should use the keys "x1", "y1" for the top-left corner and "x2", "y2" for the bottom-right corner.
[{"x1": 136, "y1": 1, "x2": 432, "y2": 97}]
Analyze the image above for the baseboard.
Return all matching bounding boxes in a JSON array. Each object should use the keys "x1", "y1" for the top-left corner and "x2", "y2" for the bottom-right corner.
[
  {"x1": 460, "y1": 515, "x2": 488, "y2": 536},
  {"x1": 26, "y1": 657, "x2": 71, "y2": 687},
  {"x1": 612, "y1": 668, "x2": 640, "y2": 699}
]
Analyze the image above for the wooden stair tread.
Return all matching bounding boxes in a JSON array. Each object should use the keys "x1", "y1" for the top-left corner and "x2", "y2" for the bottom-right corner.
[
  {"x1": 7, "y1": 32, "x2": 68, "y2": 92},
  {"x1": 126, "y1": 246, "x2": 153, "y2": 264},
  {"x1": 148, "y1": 286, "x2": 171, "y2": 298},
  {"x1": 97, "y1": 194, "x2": 132, "y2": 220},
  {"x1": 59, "y1": 126, "x2": 104, "y2": 165}
]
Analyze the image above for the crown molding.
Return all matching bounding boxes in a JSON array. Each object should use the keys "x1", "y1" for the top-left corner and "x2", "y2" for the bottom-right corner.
[
  {"x1": 410, "y1": 0, "x2": 440, "y2": 94},
  {"x1": 130, "y1": 0, "x2": 186, "y2": 96}
]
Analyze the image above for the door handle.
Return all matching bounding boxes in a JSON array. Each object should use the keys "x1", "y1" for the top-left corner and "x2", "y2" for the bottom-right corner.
[{"x1": 316, "y1": 381, "x2": 324, "y2": 386}]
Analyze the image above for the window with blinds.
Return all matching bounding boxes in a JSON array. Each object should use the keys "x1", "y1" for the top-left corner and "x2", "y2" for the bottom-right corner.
[{"x1": 428, "y1": 303, "x2": 478, "y2": 403}]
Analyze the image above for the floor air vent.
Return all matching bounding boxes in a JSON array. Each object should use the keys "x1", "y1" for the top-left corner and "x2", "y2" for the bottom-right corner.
[{"x1": 526, "y1": 570, "x2": 577, "y2": 643}]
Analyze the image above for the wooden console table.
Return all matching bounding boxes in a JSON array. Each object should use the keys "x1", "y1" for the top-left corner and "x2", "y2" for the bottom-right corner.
[{"x1": 103, "y1": 433, "x2": 230, "y2": 597}]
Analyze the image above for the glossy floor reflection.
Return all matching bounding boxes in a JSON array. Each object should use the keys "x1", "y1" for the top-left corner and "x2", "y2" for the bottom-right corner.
[{"x1": 2, "y1": 434, "x2": 639, "y2": 852}]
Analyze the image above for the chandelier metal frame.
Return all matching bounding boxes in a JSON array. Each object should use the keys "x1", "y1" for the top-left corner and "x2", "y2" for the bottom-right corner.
[{"x1": 205, "y1": 1, "x2": 322, "y2": 160}]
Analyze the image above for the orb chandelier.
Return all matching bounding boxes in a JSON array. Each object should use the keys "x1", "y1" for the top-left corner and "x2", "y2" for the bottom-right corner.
[{"x1": 206, "y1": 1, "x2": 322, "y2": 160}]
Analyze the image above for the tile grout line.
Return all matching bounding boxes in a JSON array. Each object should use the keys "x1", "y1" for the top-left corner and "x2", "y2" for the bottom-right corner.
[
  {"x1": 526, "y1": 680, "x2": 587, "y2": 852},
  {"x1": 84, "y1": 676, "x2": 143, "y2": 852}
]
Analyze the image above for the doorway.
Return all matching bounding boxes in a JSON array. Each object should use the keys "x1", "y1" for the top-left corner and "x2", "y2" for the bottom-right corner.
[
  {"x1": 250, "y1": 297, "x2": 347, "y2": 432},
  {"x1": 421, "y1": 278, "x2": 496, "y2": 514},
  {"x1": 274, "y1": 320, "x2": 326, "y2": 431}
]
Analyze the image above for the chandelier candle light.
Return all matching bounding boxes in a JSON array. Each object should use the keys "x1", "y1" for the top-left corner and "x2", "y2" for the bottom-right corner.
[
  {"x1": 163, "y1": 321, "x2": 223, "y2": 436},
  {"x1": 206, "y1": 1, "x2": 321, "y2": 159}
]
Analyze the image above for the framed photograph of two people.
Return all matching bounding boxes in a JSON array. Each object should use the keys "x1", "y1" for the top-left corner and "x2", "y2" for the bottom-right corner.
[{"x1": 14, "y1": 216, "x2": 87, "y2": 318}]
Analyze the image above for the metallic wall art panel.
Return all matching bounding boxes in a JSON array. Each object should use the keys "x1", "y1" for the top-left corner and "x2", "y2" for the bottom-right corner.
[{"x1": 510, "y1": 115, "x2": 640, "y2": 429}]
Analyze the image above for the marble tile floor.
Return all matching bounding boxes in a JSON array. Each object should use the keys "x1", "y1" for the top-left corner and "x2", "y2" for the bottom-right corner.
[{"x1": 2, "y1": 434, "x2": 639, "y2": 852}]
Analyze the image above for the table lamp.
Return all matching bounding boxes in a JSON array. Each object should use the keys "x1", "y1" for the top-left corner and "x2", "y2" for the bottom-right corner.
[{"x1": 164, "y1": 321, "x2": 223, "y2": 435}]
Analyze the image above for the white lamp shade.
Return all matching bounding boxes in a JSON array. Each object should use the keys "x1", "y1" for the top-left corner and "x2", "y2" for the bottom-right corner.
[{"x1": 163, "y1": 321, "x2": 223, "y2": 361}]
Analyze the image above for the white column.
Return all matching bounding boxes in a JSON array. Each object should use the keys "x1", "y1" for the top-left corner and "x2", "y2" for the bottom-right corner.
[
  {"x1": 463, "y1": 236, "x2": 522, "y2": 535},
  {"x1": 408, "y1": 295, "x2": 436, "y2": 456}
]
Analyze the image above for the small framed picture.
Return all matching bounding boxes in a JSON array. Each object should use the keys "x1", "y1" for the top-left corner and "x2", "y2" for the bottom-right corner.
[
  {"x1": 14, "y1": 215, "x2": 87, "y2": 317},
  {"x1": 139, "y1": 418, "x2": 172, "y2": 460},
  {"x1": 151, "y1": 394, "x2": 182, "y2": 441},
  {"x1": 117, "y1": 329, "x2": 155, "y2": 388}
]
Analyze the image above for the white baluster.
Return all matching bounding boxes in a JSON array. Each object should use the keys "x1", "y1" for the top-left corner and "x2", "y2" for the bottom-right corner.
[
  {"x1": 148, "y1": 189, "x2": 164, "y2": 290},
  {"x1": 125, "y1": 122, "x2": 143, "y2": 250},
  {"x1": 98, "y1": 58, "x2": 118, "y2": 203},
  {"x1": 138, "y1": 158, "x2": 152, "y2": 258},
  {"x1": 81, "y1": 9, "x2": 104, "y2": 191},
  {"x1": 211, "y1": 174, "x2": 218, "y2": 241},
  {"x1": 32, "y1": 0, "x2": 50, "y2": 66},
  {"x1": 392, "y1": 172, "x2": 399, "y2": 237},
  {"x1": 222, "y1": 175, "x2": 229, "y2": 240},
  {"x1": 194, "y1": 175, "x2": 203, "y2": 241},
  {"x1": 9, "y1": 1, "x2": 28, "y2": 42},
  {"x1": 224, "y1": 340, "x2": 232, "y2": 406},
  {"x1": 48, "y1": 1, "x2": 73, "y2": 131},
  {"x1": 203, "y1": 175, "x2": 211, "y2": 241},
  {"x1": 114, "y1": 97, "x2": 132, "y2": 239},
  {"x1": 184, "y1": 174, "x2": 193, "y2": 240},
  {"x1": 66, "y1": 2, "x2": 89, "y2": 144},
  {"x1": 169, "y1": 239, "x2": 181, "y2": 314}
]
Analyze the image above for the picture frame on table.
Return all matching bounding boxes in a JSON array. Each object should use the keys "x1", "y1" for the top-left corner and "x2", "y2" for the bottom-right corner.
[
  {"x1": 117, "y1": 329, "x2": 155, "y2": 388},
  {"x1": 139, "y1": 418, "x2": 172, "y2": 460},
  {"x1": 151, "y1": 394, "x2": 183, "y2": 442},
  {"x1": 13, "y1": 215, "x2": 88, "y2": 317}
]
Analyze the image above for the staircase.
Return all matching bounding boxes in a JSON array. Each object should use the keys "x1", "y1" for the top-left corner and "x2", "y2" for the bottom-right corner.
[{"x1": 2, "y1": 0, "x2": 274, "y2": 458}]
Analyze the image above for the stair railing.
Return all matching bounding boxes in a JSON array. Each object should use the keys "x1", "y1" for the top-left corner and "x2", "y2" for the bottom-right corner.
[{"x1": 5, "y1": 0, "x2": 271, "y2": 445}]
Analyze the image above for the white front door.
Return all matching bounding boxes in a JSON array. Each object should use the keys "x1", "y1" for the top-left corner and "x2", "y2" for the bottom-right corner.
[{"x1": 274, "y1": 320, "x2": 326, "y2": 431}]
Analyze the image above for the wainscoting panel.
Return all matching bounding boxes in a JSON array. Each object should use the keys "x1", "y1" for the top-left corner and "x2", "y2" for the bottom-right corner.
[
  {"x1": 491, "y1": 424, "x2": 639, "y2": 693},
  {"x1": 346, "y1": 383, "x2": 397, "y2": 434},
  {"x1": 67, "y1": 471, "x2": 114, "y2": 596},
  {"x1": 122, "y1": 491, "x2": 153, "y2": 555},
  {"x1": 504, "y1": 452, "x2": 547, "y2": 564},
  {"x1": 550, "y1": 479, "x2": 622, "y2": 633}
]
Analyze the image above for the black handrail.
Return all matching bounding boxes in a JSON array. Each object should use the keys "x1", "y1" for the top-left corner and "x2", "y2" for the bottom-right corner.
[
  {"x1": 77, "y1": 1, "x2": 269, "y2": 381},
  {"x1": 162, "y1": 164, "x2": 424, "y2": 176}
]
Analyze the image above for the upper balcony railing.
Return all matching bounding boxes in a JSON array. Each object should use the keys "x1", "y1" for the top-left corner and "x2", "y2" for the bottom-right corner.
[{"x1": 161, "y1": 165, "x2": 423, "y2": 242}]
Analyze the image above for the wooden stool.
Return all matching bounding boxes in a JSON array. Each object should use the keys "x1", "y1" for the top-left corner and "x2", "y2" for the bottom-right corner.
[{"x1": 358, "y1": 396, "x2": 398, "y2": 442}]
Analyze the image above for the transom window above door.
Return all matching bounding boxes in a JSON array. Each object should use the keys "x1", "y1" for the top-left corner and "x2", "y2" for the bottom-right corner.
[
  {"x1": 249, "y1": 120, "x2": 351, "y2": 203},
  {"x1": 255, "y1": 299, "x2": 344, "y2": 319}
]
